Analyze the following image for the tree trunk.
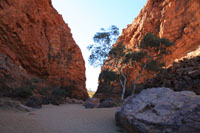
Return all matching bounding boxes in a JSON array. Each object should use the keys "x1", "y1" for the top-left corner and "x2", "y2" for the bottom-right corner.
[
  {"x1": 118, "y1": 68, "x2": 127, "y2": 101},
  {"x1": 120, "y1": 75, "x2": 127, "y2": 100},
  {"x1": 132, "y1": 63, "x2": 146, "y2": 96}
]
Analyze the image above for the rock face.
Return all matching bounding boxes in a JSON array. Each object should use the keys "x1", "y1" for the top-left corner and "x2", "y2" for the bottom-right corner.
[
  {"x1": 144, "y1": 56, "x2": 200, "y2": 95},
  {"x1": 0, "y1": 0, "x2": 88, "y2": 100},
  {"x1": 96, "y1": 0, "x2": 200, "y2": 100},
  {"x1": 0, "y1": 53, "x2": 30, "y2": 96},
  {"x1": 115, "y1": 88, "x2": 200, "y2": 133}
]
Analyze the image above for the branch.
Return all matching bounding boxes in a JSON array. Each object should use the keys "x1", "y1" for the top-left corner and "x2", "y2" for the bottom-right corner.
[{"x1": 119, "y1": 79, "x2": 123, "y2": 88}]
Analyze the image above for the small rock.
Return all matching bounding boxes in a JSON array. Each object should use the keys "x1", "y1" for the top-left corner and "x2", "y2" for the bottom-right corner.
[
  {"x1": 66, "y1": 97, "x2": 72, "y2": 103},
  {"x1": 83, "y1": 98, "x2": 100, "y2": 108},
  {"x1": 66, "y1": 97, "x2": 84, "y2": 104},
  {"x1": 183, "y1": 75, "x2": 192, "y2": 81},
  {"x1": 188, "y1": 70, "x2": 200, "y2": 78},
  {"x1": 71, "y1": 99, "x2": 84, "y2": 104},
  {"x1": 98, "y1": 98, "x2": 118, "y2": 108}
]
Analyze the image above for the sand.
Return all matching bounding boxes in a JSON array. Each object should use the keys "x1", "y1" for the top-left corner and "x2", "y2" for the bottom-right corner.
[{"x1": 0, "y1": 104, "x2": 120, "y2": 133}]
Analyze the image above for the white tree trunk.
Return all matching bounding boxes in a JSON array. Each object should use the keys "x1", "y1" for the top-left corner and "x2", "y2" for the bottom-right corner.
[{"x1": 118, "y1": 68, "x2": 127, "y2": 100}]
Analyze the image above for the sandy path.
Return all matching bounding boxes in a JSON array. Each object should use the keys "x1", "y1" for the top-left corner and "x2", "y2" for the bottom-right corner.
[{"x1": 0, "y1": 104, "x2": 119, "y2": 133}]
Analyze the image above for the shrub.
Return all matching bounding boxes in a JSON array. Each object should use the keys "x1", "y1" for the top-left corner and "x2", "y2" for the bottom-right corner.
[
  {"x1": 100, "y1": 69, "x2": 119, "y2": 83},
  {"x1": 14, "y1": 87, "x2": 33, "y2": 98},
  {"x1": 51, "y1": 87, "x2": 72, "y2": 97},
  {"x1": 38, "y1": 87, "x2": 52, "y2": 95},
  {"x1": 31, "y1": 78, "x2": 44, "y2": 83}
]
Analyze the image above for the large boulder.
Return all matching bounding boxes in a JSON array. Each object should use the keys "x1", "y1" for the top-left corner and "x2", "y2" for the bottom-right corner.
[{"x1": 115, "y1": 88, "x2": 200, "y2": 133}]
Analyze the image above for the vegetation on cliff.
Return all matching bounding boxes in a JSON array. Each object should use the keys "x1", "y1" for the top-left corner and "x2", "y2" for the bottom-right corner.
[{"x1": 88, "y1": 29, "x2": 174, "y2": 100}]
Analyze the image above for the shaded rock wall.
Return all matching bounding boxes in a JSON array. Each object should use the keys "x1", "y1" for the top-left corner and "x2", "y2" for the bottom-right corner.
[
  {"x1": 0, "y1": 0, "x2": 88, "y2": 100},
  {"x1": 143, "y1": 55, "x2": 200, "y2": 95},
  {"x1": 96, "y1": 0, "x2": 200, "y2": 101}
]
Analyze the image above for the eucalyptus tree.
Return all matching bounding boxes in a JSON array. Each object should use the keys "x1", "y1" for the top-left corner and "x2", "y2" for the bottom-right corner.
[
  {"x1": 123, "y1": 32, "x2": 174, "y2": 95},
  {"x1": 87, "y1": 25, "x2": 128, "y2": 100},
  {"x1": 88, "y1": 29, "x2": 174, "y2": 99}
]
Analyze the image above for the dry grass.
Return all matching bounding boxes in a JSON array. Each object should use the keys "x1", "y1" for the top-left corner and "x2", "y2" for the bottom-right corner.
[{"x1": 88, "y1": 91, "x2": 95, "y2": 98}]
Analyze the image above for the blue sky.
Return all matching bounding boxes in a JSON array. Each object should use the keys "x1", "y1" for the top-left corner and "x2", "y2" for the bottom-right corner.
[{"x1": 52, "y1": 0, "x2": 147, "y2": 91}]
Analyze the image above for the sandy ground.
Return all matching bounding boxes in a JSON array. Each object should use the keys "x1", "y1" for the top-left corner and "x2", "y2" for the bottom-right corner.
[{"x1": 0, "y1": 104, "x2": 120, "y2": 133}]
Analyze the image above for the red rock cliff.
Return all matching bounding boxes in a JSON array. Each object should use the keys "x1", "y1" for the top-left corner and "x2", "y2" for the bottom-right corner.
[
  {"x1": 0, "y1": 0, "x2": 88, "y2": 100},
  {"x1": 96, "y1": 0, "x2": 200, "y2": 100}
]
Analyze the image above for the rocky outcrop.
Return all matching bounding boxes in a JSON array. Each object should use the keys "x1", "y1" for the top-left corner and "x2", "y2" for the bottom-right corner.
[
  {"x1": 116, "y1": 88, "x2": 200, "y2": 133},
  {"x1": 0, "y1": 53, "x2": 30, "y2": 96},
  {"x1": 96, "y1": 0, "x2": 200, "y2": 100},
  {"x1": 0, "y1": 0, "x2": 88, "y2": 100},
  {"x1": 143, "y1": 56, "x2": 200, "y2": 95}
]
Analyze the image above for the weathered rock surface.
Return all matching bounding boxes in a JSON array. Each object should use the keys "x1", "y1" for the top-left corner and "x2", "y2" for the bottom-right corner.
[
  {"x1": 115, "y1": 88, "x2": 200, "y2": 133},
  {"x1": 0, "y1": 0, "x2": 88, "y2": 100},
  {"x1": 0, "y1": 53, "x2": 30, "y2": 96},
  {"x1": 96, "y1": 0, "x2": 200, "y2": 101},
  {"x1": 144, "y1": 56, "x2": 200, "y2": 95}
]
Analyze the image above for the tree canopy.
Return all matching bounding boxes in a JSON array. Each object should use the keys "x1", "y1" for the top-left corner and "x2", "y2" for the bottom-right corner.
[
  {"x1": 88, "y1": 30, "x2": 174, "y2": 99},
  {"x1": 87, "y1": 25, "x2": 119, "y2": 67}
]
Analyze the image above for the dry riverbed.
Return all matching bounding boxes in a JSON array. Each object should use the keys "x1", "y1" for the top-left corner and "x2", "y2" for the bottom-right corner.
[{"x1": 0, "y1": 104, "x2": 121, "y2": 133}]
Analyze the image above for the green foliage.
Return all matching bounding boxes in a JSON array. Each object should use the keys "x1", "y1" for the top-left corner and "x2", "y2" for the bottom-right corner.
[
  {"x1": 87, "y1": 25, "x2": 119, "y2": 67},
  {"x1": 12, "y1": 79, "x2": 38, "y2": 98},
  {"x1": 31, "y1": 78, "x2": 44, "y2": 83},
  {"x1": 99, "y1": 69, "x2": 119, "y2": 83},
  {"x1": 38, "y1": 87, "x2": 52, "y2": 95},
  {"x1": 88, "y1": 30, "x2": 174, "y2": 97},
  {"x1": 121, "y1": 32, "x2": 174, "y2": 96},
  {"x1": 101, "y1": 86, "x2": 113, "y2": 93},
  {"x1": 140, "y1": 32, "x2": 174, "y2": 52},
  {"x1": 145, "y1": 60, "x2": 164, "y2": 72},
  {"x1": 140, "y1": 33, "x2": 173, "y2": 48},
  {"x1": 52, "y1": 89, "x2": 67, "y2": 97},
  {"x1": 123, "y1": 51, "x2": 147, "y2": 63},
  {"x1": 123, "y1": 32, "x2": 174, "y2": 73},
  {"x1": 138, "y1": 33, "x2": 173, "y2": 72},
  {"x1": 14, "y1": 87, "x2": 33, "y2": 98},
  {"x1": 51, "y1": 87, "x2": 72, "y2": 97},
  {"x1": 124, "y1": 83, "x2": 144, "y2": 96},
  {"x1": 109, "y1": 42, "x2": 125, "y2": 57}
]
